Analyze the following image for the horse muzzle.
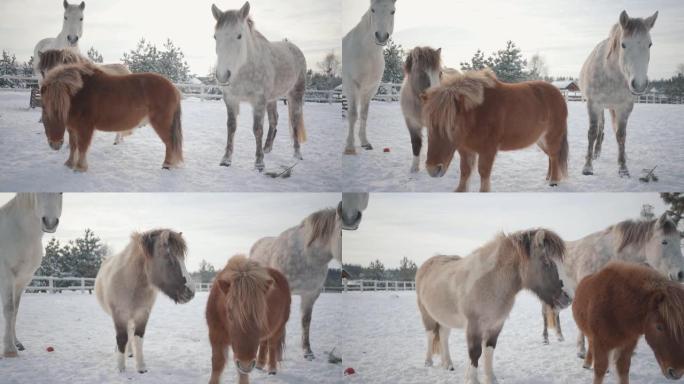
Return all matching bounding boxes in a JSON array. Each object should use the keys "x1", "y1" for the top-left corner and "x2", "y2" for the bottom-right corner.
[
  {"x1": 175, "y1": 286, "x2": 195, "y2": 304},
  {"x1": 426, "y1": 164, "x2": 446, "y2": 178},
  {"x1": 236, "y1": 360, "x2": 256, "y2": 375},
  {"x1": 665, "y1": 367, "x2": 683, "y2": 380},
  {"x1": 49, "y1": 140, "x2": 64, "y2": 151},
  {"x1": 374, "y1": 32, "x2": 389, "y2": 46},
  {"x1": 341, "y1": 212, "x2": 362, "y2": 231},
  {"x1": 67, "y1": 35, "x2": 79, "y2": 45},
  {"x1": 42, "y1": 217, "x2": 59, "y2": 233},
  {"x1": 553, "y1": 291, "x2": 572, "y2": 310}
]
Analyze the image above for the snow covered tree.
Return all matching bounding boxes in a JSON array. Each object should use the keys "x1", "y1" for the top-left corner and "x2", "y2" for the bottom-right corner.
[
  {"x1": 317, "y1": 50, "x2": 340, "y2": 78},
  {"x1": 196, "y1": 259, "x2": 217, "y2": 283},
  {"x1": 367, "y1": 259, "x2": 386, "y2": 280},
  {"x1": 526, "y1": 54, "x2": 549, "y2": 80},
  {"x1": 87, "y1": 47, "x2": 103, "y2": 63},
  {"x1": 398, "y1": 256, "x2": 417, "y2": 281},
  {"x1": 489, "y1": 41, "x2": 527, "y2": 83},
  {"x1": 21, "y1": 57, "x2": 34, "y2": 76},
  {"x1": 0, "y1": 50, "x2": 18, "y2": 75},
  {"x1": 460, "y1": 49, "x2": 489, "y2": 71},
  {"x1": 122, "y1": 38, "x2": 190, "y2": 82},
  {"x1": 676, "y1": 63, "x2": 684, "y2": 77},
  {"x1": 382, "y1": 38, "x2": 405, "y2": 83},
  {"x1": 62, "y1": 229, "x2": 108, "y2": 278},
  {"x1": 36, "y1": 238, "x2": 63, "y2": 277},
  {"x1": 640, "y1": 204, "x2": 655, "y2": 221}
]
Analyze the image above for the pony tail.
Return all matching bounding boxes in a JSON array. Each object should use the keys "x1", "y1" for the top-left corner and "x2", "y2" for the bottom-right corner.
[
  {"x1": 558, "y1": 130, "x2": 569, "y2": 178},
  {"x1": 170, "y1": 103, "x2": 183, "y2": 162},
  {"x1": 431, "y1": 324, "x2": 441, "y2": 355},
  {"x1": 288, "y1": 75, "x2": 307, "y2": 143}
]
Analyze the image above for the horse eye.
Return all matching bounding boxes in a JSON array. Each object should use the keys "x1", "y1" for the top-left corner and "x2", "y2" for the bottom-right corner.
[
  {"x1": 621, "y1": 43, "x2": 626, "y2": 49},
  {"x1": 656, "y1": 324, "x2": 664, "y2": 332},
  {"x1": 559, "y1": 281, "x2": 564, "y2": 288},
  {"x1": 64, "y1": 16, "x2": 67, "y2": 20},
  {"x1": 213, "y1": 34, "x2": 216, "y2": 40},
  {"x1": 662, "y1": 240, "x2": 668, "y2": 245},
  {"x1": 237, "y1": 34, "x2": 242, "y2": 40},
  {"x1": 371, "y1": 8, "x2": 375, "y2": 13},
  {"x1": 391, "y1": 10, "x2": 395, "y2": 15},
  {"x1": 649, "y1": 42, "x2": 653, "y2": 48},
  {"x1": 80, "y1": 17, "x2": 83, "y2": 21}
]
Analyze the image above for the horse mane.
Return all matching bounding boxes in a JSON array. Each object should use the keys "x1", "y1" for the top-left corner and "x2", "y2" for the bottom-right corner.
[
  {"x1": 613, "y1": 218, "x2": 677, "y2": 252},
  {"x1": 303, "y1": 208, "x2": 338, "y2": 247},
  {"x1": 133, "y1": 229, "x2": 187, "y2": 259},
  {"x1": 216, "y1": 13, "x2": 267, "y2": 42},
  {"x1": 606, "y1": 18, "x2": 650, "y2": 58},
  {"x1": 422, "y1": 68, "x2": 497, "y2": 141},
  {"x1": 507, "y1": 228, "x2": 566, "y2": 263},
  {"x1": 649, "y1": 279, "x2": 684, "y2": 341},
  {"x1": 41, "y1": 62, "x2": 98, "y2": 125},
  {"x1": 0, "y1": 193, "x2": 37, "y2": 213},
  {"x1": 219, "y1": 255, "x2": 272, "y2": 332},
  {"x1": 404, "y1": 46, "x2": 441, "y2": 73},
  {"x1": 38, "y1": 48, "x2": 89, "y2": 75}
]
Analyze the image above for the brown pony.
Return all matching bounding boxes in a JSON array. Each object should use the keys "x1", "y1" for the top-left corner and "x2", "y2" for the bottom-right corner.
[
  {"x1": 40, "y1": 61, "x2": 183, "y2": 172},
  {"x1": 420, "y1": 69, "x2": 568, "y2": 192},
  {"x1": 206, "y1": 255, "x2": 291, "y2": 384},
  {"x1": 573, "y1": 261, "x2": 684, "y2": 384}
]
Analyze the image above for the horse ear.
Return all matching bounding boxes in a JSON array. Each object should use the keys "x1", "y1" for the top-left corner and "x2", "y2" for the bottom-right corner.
[
  {"x1": 436, "y1": 48, "x2": 442, "y2": 56},
  {"x1": 79, "y1": 1, "x2": 85, "y2": 10},
  {"x1": 239, "y1": 2, "x2": 250, "y2": 20},
  {"x1": 211, "y1": 4, "x2": 223, "y2": 21},
  {"x1": 619, "y1": 10, "x2": 629, "y2": 28},
  {"x1": 63, "y1": 0, "x2": 69, "y2": 9},
  {"x1": 336, "y1": 201, "x2": 343, "y2": 217},
  {"x1": 645, "y1": 11, "x2": 658, "y2": 30},
  {"x1": 141, "y1": 231, "x2": 157, "y2": 258},
  {"x1": 217, "y1": 279, "x2": 231, "y2": 294},
  {"x1": 404, "y1": 53, "x2": 413, "y2": 73}
]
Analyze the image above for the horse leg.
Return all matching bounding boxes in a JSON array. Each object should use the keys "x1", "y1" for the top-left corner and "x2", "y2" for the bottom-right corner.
[
  {"x1": 300, "y1": 291, "x2": 320, "y2": 360},
  {"x1": 74, "y1": 127, "x2": 94, "y2": 173},
  {"x1": 133, "y1": 314, "x2": 150, "y2": 373},
  {"x1": 220, "y1": 99, "x2": 239, "y2": 167},
  {"x1": 542, "y1": 305, "x2": 550, "y2": 345},
  {"x1": 583, "y1": 338, "x2": 594, "y2": 369},
  {"x1": 555, "y1": 312, "x2": 564, "y2": 342},
  {"x1": 456, "y1": 149, "x2": 476, "y2": 192},
  {"x1": 483, "y1": 326, "x2": 504, "y2": 384},
  {"x1": 465, "y1": 322, "x2": 483, "y2": 384},
  {"x1": 405, "y1": 120, "x2": 422, "y2": 173},
  {"x1": 614, "y1": 106, "x2": 633, "y2": 177},
  {"x1": 256, "y1": 340, "x2": 268, "y2": 370},
  {"x1": 65, "y1": 130, "x2": 79, "y2": 169},
  {"x1": 263, "y1": 101, "x2": 278, "y2": 154},
  {"x1": 418, "y1": 299, "x2": 438, "y2": 367},
  {"x1": 577, "y1": 330, "x2": 587, "y2": 358},
  {"x1": 1, "y1": 273, "x2": 18, "y2": 357},
  {"x1": 114, "y1": 316, "x2": 129, "y2": 372},
  {"x1": 615, "y1": 339, "x2": 638, "y2": 384},
  {"x1": 345, "y1": 89, "x2": 358, "y2": 154},
  {"x1": 477, "y1": 150, "x2": 497, "y2": 193},
  {"x1": 267, "y1": 329, "x2": 284, "y2": 374},
  {"x1": 358, "y1": 91, "x2": 373, "y2": 150},
  {"x1": 438, "y1": 326, "x2": 454, "y2": 370},
  {"x1": 583, "y1": 102, "x2": 602, "y2": 175},
  {"x1": 592, "y1": 345, "x2": 609, "y2": 384},
  {"x1": 593, "y1": 110, "x2": 605, "y2": 160},
  {"x1": 11, "y1": 285, "x2": 25, "y2": 351},
  {"x1": 209, "y1": 339, "x2": 228, "y2": 384},
  {"x1": 251, "y1": 100, "x2": 267, "y2": 171}
]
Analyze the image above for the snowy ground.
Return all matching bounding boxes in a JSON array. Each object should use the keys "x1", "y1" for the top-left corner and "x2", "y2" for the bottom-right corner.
[
  {"x1": 342, "y1": 101, "x2": 684, "y2": 192},
  {"x1": 0, "y1": 91, "x2": 344, "y2": 192},
  {"x1": 340, "y1": 291, "x2": 670, "y2": 384},
  {"x1": 0, "y1": 292, "x2": 342, "y2": 384}
]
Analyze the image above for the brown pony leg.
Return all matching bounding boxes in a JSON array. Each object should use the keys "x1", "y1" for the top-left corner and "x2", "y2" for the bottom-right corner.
[
  {"x1": 256, "y1": 340, "x2": 268, "y2": 370},
  {"x1": 149, "y1": 112, "x2": 179, "y2": 169},
  {"x1": 548, "y1": 156, "x2": 560, "y2": 186},
  {"x1": 267, "y1": 328, "x2": 285, "y2": 374},
  {"x1": 65, "y1": 130, "x2": 79, "y2": 169},
  {"x1": 615, "y1": 339, "x2": 638, "y2": 384},
  {"x1": 456, "y1": 149, "x2": 476, "y2": 192},
  {"x1": 477, "y1": 150, "x2": 497, "y2": 192},
  {"x1": 209, "y1": 335, "x2": 228, "y2": 384},
  {"x1": 583, "y1": 338, "x2": 594, "y2": 369},
  {"x1": 74, "y1": 127, "x2": 94, "y2": 172},
  {"x1": 592, "y1": 344, "x2": 609, "y2": 384}
]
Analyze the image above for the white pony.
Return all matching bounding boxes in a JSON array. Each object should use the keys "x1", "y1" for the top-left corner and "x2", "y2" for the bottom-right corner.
[
  {"x1": 342, "y1": 0, "x2": 396, "y2": 154},
  {"x1": 579, "y1": 10, "x2": 657, "y2": 177},
  {"x1": 0, "y1": 193, "x2": 63, "y2": 357},
  {"x1": 340, "y1": 192, "x2": 369, "y2": 230},
  {"x1": 250, "y1": 207, "x2": 341, "y2": 360},
  {"x1": 212, "y1": 2, "x2": 307, "y2": 171},
  {"x1": 33, "y1": 1, "x2": 86, "y2": 77}
]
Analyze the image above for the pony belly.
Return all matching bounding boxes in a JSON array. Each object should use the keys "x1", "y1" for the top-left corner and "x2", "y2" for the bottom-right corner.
[{"x1": 98, "y1": 114, "x2": 149, "y2": 133}]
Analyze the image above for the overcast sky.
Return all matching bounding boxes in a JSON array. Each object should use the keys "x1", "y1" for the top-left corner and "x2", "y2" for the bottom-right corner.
[
  {"x1": 344, "y1": 0, "x2": 684, "y2": 79},
  {"x1": 0, "y1": 0, "x2": 341, "y2": 76},
  {"x1": 0, "y1": 193, "x2": 339, "y2": 272},
  {"x1": 343, "y1": 193, "x2": 669, "y2": 268}
]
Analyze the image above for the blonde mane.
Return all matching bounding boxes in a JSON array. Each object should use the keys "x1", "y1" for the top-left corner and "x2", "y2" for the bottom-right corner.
[
  {"x1": 38, "y1": 48, "x2": 89, "y2": 75},
  {"x1": 221, "y1": 255, "x2": 272, "y2": 332},
  {"x1": 648, "y1": 278, "x2": 684, "y2": 341},
  {"x1": 507, "y1": 228, "x2": 566, "y2": 263},
  {"x1": 422, "y1": 68, "x2": 497, "y2": 141},
  {"x1": 41, "y1": 62, "x2": 97, "y2": 125},
  {"x1": 304, "y1": 208, "x2": 338, "y2": 246},
  {"x1": 613, "y1": 218, "x2": 676, "y2": 252}
]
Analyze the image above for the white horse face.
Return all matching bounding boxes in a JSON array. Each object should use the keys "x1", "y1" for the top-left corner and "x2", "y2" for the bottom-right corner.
[
  {"x1": 212, "y1": 2, "x2": 251, "y2": 86},
  {"x1": 645, "y1": 214, "x2": 684, "y2": 282},
  {"x1": 62, "y1": 1, "x2": 85, "y2": 46},
  {"x1": 369, "y1": 0, "x2": 396, "y2": 46},
  {"x1": 339, "y1": 193, "x2": 369, "y2": 230},
  {"x1": 35, "y1": 193, "x2": 63, "y2": 233},
  {"x1": 617, "y1": 10, "x2": 657, "y2": 94}
]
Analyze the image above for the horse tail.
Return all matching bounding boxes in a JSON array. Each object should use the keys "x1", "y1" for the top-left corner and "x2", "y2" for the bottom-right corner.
[
  {"x1": 288, "y1": 75, "x2": 306, "y2": 143},
  {"x1": 558, "y1": 128, "x2": 569, "y2": 179},
  {"x1": 170, "y1": 102, "x2": 183, "y2": 162},
  {"x1": 277, "y1": 328, "x2": 286, "y2": 363},
  {"x1": 544, "y1": 304, "x2": 557, "y2": 329},
  {"x1": 431, "y1": 324, "x2": 441, "y2": 355}
]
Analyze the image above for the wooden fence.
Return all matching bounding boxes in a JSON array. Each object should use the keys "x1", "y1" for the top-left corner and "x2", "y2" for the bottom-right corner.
[{"x1": 342, "y1": 279, "x2": 415, "y2": 292}]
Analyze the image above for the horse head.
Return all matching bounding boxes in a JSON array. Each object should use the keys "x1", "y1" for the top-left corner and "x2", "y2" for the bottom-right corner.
[
  {"x1": 612, "y1": 10, "x2": 658, "y2": 95},
  {"x1": 644, "y1": 213, "x2": 684, "y2": 282},
  {"x1": 142, "y1": 229, "x2": 195, "y2": 304},
  {"x1": 33, "y1": 193, "x2": 63, "y2": 233},
  {"x1": 62, "y1": 1, "x2": 85, "y2": 46},
  {"x1": 405, "y1": 47, "x2": 442, "y2": 94},
  {"x1": 339, "y1": 193, "x2": 369, "y2": 231},
  {"x1": 369, "y1": 0, "x2": 396, "y2": 46},
  {"x1": 644, "y1": 284, "x2": 684, "y2": 380},
  {"x1": 211, "y1": 2, "x2": 252, "y2": 86}
]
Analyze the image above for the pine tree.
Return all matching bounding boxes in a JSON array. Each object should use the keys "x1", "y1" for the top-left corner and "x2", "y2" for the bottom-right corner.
[
  {"x1": 317, "y1": 50, "x2": 341, "y2": 78},
  {"x1": 87, "y1": 47, "x2": 103, "y2": 63},
  {"x1": 367, "y1": 259, "x2": 385, "y2": 280},
  {"x1": 640, "y1": 204, "x2": 655, "y2": 221},
  {"x1": 398, "y1": 256, "x2": 417, "y2": 281},
  {"x1": 661, "y1": 193, "x2": 684, "y2": 229},
  {"x1": 0, "y1": 50, "x2": 18, "y2": 76},
  {"x1": 122, "y1": 38, "x2": 190, "y2": 82},
  {"x1": 36, "y1": 238, "x2": 62, "y2": 276},
  {"x1": 490, "y1": 41, "x2": 527, "y2": 83},
  {"x1": 197, "y1": 259, "x2": 217, "y2": 283},
  {"x1": 382, "y1": 38, "x2": 405, "y2": 83},
  {"x1": 460, "y1": 49, "x2": 489, "y2": 71}
]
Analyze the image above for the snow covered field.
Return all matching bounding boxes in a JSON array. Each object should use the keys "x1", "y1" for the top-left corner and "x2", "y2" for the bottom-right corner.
[
  {"x1": 0, "y1": 292, "x2": 342, "y2": 384},
  {"x1": 341, "y1": 291, "x2": 670, "y2": 384},
  {"x1": 343, "y1": 101, "x2": 684, "y2": 192},
  {"x1": 0, "y1": 91, "x2": 344, "y2": 192}
]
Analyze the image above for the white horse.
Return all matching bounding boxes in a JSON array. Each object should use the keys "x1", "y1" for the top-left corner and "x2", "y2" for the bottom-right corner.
[
  {"x1": 539, "y1": 213, "x2": 684, "y2": 352},
  {"x1": 95, "y1": 229, "x2": 195, "y2": 373},
  {"x1": 250, "y1": 207, "x2": 341, "y2": 360},
  {"x1": 340, "y1": 192, "x2": 369, "y2": 230},
  {"x1": 417, "y1": 229, "x2": 573, "y2": 384},
  {"x1": 579, "y1": 10, "x2": 658, "y2": 177},
  {"x1": 212, "y1": 2, "x2": 307, "y2": 171},
  {"x1": 33, "y1": 1, "x2": 85, "y2": 77},
  {"x1": 0, "y1": 193, "x2": 62, "y2": 358},
  {"x1": 342, "y1": 0, "x2": 396, "y2": 154}
]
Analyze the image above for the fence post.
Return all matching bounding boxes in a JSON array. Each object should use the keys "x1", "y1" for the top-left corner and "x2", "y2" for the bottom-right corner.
[
  {"x1": 81, "y1": 278, "x2": 85, "y2": 294},
  {"x1": 374, "y1": 281, "x2": 377, "y2": 291}
]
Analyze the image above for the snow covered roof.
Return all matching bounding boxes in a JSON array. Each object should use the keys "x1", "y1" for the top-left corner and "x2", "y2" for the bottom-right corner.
[{"x1": 551, "y1": 80, "x2": 577, "y2": 89}]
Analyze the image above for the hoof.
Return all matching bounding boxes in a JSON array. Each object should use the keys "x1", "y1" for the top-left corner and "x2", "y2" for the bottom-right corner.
[
  {"x1": 15, "y1": 342, "x2": 25, "y2": 351},
  {"x1": 361, "y1": 143, "x2": 373, "y2": 150},
  {"x1": 577, "y1": 352, "x2": 586, "y2": 359},
  {"x1": 557, "y1": 336, "x2": 565, "y2": 342},
  {"x1": 264, "y1": 144, "x2": 273, "y2": 154},
  {"x1": 542, "y1": 339, "x2": 549, "y2": 345},
  {"x1": 583, "y1": 364, "x2": 591, "y2": 370},
  {"x1": 138, "y1": 369, "x2": 148, "y2": 374},
  {"x1": 304, "y1": 352, "x2": 315, "y2": 361},
  {"x1": 582, "y1": 169, "x2": 593, "y2": 176},
  {"x1": 294, "y1": 151, "x2": 303, "y2": 160},
  {"x1": 549, "y1": 183, "x2": 558, "y2": 187},
  {"x1": 220, "y1": 156, "x2": 232, "y2": 167},
  {"x1": 268, "y1": 371, "x2": 276, "y2": 376},
  {"x1": 344, "y1": 148, "x2": 357, "y2": 155},
  {"x1": 447, "y1": 365, "x2": 454, "y2": 371},
  {"x1": 425, "y1": 360, "x2": 433, "y2": 367},
  {"x1": 128, "y1": 353, "x2": 133, "y2": 358},
  {"x1": 410, "y1": 167, "x2": 419, "y2": 173},
  {"x1": 255, "y1": 163, "x2": 265, "y2": 172},
  {"x1": 618, "y1": 169, "x2": 630, "y2": 178}
]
